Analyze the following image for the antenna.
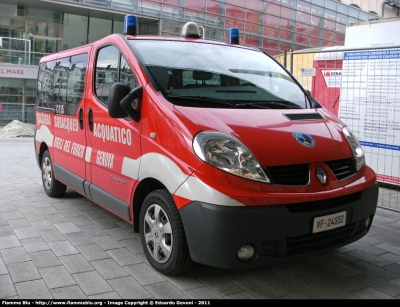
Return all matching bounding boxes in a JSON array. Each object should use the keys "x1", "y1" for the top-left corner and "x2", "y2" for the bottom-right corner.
[{"x1": 198, "y1": 26, "x2": 205, "y2": 39}]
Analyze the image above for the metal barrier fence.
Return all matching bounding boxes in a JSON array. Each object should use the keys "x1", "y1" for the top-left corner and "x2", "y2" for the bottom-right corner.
[
  {"x1": 0, "y1": 103, "x2": 35, "y2": 126},
  {"x1": 275, "y1": 46, "x2": 400, "y2": 213}
]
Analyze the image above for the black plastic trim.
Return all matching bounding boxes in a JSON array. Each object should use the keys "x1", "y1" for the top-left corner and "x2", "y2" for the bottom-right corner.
[
  {"x1": 284, "y1": 113, "x2": 324, "y2": 121},
  {"x1": 179, "y1": 183, "x2": 379, "y2": 269},
  {"x1": 89, "y1": 184, "x2": 131, "y2": 220},
  {"x1": 35, "y1": 106, "x2": 56, "y2": 114},
  {"x1": 52, "y1": 164, "x2": 131, "y2": 221},
  {"x1": 54, "y1": 163, "x2": 86, "y2": 196}
]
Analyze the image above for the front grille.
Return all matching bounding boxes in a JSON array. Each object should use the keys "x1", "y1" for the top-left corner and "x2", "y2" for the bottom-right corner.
[
  {"x1": 286, "y1": 192, "x2": 362, "y2": 213},
  {"x1": 326, "y1": 158, "x2": 357, "y2": 180},
  {"x1": 259, "y1": 217, "x2": 369, "y2": 257},
  {"x1": 262, "y1": 158, "x2": 357, "y2": 186},
  {"x1": 263, "y1": 164, "x2": 309, "y2": 185}
]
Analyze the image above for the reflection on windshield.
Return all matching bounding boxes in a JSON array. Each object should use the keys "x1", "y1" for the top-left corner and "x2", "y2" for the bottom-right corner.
[{"x1": 130, "y1": 40, "x2": 308, "y2": 109}]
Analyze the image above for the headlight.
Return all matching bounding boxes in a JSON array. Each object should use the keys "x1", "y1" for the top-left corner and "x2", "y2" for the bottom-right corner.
[
  {"x1": 193, "y1": 131, "x2": 270, "y2": 183},
  {"x1": 342, "y1": 126, "x2": 365, "y2": 171}
]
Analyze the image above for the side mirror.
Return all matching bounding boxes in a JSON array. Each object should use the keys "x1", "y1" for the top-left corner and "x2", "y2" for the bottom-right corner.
[
  {"x1": 108, "y1": 82, "x2": 130, "y2": 118},
  {"x1": 120, "y1": 86, "x2": 143, "y2": 122},
  {"x1": 305, "y1": 89, "x2": 321, "y2": 109},
  {"x1": 108, "y1": 82, "x2": 143, "y2": 122}
]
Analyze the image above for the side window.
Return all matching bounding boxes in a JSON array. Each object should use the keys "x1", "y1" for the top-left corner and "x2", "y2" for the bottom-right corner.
[
  {"x1": 37, "y1": 54, "x2": 88, "y2": 116},
  {"x1": 54, "y1": 54, "x2": 88, "y2": 116},
  {"x1": 95, "y1": 45, "x2": 119, "y2": 105},
  {"x1": 120, "y1": 56, "x2": 137, "y2": 89},
  {"x1": 37, "y1": 61, "x2": 56, "y2": 108},
  {"x1": 67, "y1": 54, "x2": 88, "y2": 107},
  {"x1": 95, "y1": 45, "x2": 138, "y2": 106},
  {"x1": 56, "y1": 58, "x2": 70, "y2": 104}
]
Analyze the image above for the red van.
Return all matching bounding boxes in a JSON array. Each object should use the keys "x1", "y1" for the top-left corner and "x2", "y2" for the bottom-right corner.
[{"x1": 34, "y1": 16, "x2": 379, "y2": 275}]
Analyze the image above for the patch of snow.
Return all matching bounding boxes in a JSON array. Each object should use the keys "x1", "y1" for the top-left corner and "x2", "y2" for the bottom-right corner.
[{"x1": 0, "y1": 120, "x2": 35, "y2": 138}]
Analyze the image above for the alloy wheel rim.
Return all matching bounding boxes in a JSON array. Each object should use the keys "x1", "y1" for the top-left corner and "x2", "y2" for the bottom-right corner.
[
  {"x1": 42, "y1": 157, "x2": 52, "y2": 190},
  {"x1": 143, "y1": 204, "x2": 173, "y2": 263}
]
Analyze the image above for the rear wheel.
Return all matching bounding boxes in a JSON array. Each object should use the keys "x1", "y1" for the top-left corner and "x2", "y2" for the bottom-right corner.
[
  {"x1": 140, "y1": 189, "x2": 195, "y2": 275},
  {"x1": 41, "y1": 150, "x2": 67, "y2": 197}
]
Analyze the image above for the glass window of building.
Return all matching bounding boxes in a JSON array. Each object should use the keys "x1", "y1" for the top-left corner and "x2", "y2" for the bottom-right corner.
[
  {"x1": 141, "y1": 0, "x2": 162, "y2": 18},
  {"x1": 207, "y1": 0, "x2": 225, "y2": 15},
  {"x1": 112, "y1": 0, "x2": 138, "y2": 13},
  {"x1": 113, "y1": 20, "x2": 124, "y2": 34},
  {"x1": 88, "y1": 17, "x2": 112, "y2": 43},
  {"x1": 161, "y1": 19, "x2": 182, "y2": 36},
  {"x1": 63, "y1": 14, "x2": 88, "y2": 50}
]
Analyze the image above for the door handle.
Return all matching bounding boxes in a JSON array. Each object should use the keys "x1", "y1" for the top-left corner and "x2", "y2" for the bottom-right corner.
[
  {"x1": 88, "y1": 108, "x2": 93, "y2": 132},
  {"x1": 79, "y1": 108, "x2": 84, "y2": 130}
]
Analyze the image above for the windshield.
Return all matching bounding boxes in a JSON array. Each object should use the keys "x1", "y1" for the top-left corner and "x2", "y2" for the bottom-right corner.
[{"x1": 129, "y1": 40, "x2": 309, "y2": 109}]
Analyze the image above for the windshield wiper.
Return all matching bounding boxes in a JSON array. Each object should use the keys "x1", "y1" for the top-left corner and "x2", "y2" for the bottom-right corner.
[
  {"x1": 167, "y1": 95, "x2": 302, "y2": 109},
  {"x1": 235, "y1": 101, "x2": 302, "y2": 109},
  {"x1": 167, "y1": 95, "x2": 236, "y2": 107}
]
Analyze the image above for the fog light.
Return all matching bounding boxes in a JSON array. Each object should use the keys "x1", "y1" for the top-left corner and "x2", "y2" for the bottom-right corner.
[{"x1": 237, "y1": 244, "x2": 254, "y2": 261}]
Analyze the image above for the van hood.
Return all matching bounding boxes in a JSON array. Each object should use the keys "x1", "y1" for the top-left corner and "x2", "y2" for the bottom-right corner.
[{"x1": 174, "y1": 106, "x2": 353, "y2": 166}]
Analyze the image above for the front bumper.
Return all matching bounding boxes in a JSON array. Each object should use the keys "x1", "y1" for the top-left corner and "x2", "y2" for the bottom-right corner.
[{"x1": 180, "y1": 182, "x2": 379, "y2": 269}]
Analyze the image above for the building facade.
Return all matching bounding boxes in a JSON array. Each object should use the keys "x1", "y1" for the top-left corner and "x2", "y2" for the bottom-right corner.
[
  {"x1": 0, "y1": 0, "x2": 392, "y2": 125},
  {"x1": 340, "y1": 0, "x2": 400, "y2": 17}
]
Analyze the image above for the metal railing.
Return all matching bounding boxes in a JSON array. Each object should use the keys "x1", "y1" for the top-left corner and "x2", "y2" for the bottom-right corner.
[
  {"x1": 0, "y1": 49, "x2": 47, "y2": 66},
  {"x1": 0, "y1": 37, "x2": 31, "y2": 63},
  {"x1": 0, "y1": 37, "x2": 48, "y2": 66}
]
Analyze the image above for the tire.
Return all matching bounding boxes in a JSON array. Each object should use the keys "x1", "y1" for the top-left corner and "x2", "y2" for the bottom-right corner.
[
  {"x1": 41, "y1": 150, "x2": 67, "y2": 197},
  {"x1": 140, "y1": 189, "x2": 195, "y2": 275}
]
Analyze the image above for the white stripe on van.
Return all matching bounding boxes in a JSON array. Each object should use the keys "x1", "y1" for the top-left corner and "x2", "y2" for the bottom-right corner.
[
  {"x1": 35, "y1": 130, "x2": 244, "y2": 207},
  {"x1": 85, "y1": 147, "x2": 92, "y2": 163},
  {"x1": 35, "y1": 125, "x2": 54, "y2": 146},
  {"x1": 175, "y1": 176, "x2": 244, "y2": 207},
  {"x1": 122, "y1": 153, "x2": 244, "y2": 207},
  {"x1": 121, "y1": 156, "x2": 140, "y2": 180},
  {"x1": 122, "y1": 152, "x2": 187, "y2": 193}
]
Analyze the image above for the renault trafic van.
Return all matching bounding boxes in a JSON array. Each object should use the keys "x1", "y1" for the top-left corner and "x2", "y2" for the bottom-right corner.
[{"x1": 34, "y1": 15, "x2": 379, "y2": 275}]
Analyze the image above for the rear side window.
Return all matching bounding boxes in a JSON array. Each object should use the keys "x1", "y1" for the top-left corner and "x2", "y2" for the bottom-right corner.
[
  {"x1": 37, "y1": 53, "x2": 88, "y2": 116},
  {"x1": 94, "y1": 45, "x2": 138, "y2": 106}
]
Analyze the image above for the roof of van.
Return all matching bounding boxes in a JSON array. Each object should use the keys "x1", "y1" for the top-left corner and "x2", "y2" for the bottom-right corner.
[
  {"x1": 125, "y1": 34, "x2": 260, "y2": 50},
  {"x1": 39, "y1": 33, "x2": 260, "y2": 63}
]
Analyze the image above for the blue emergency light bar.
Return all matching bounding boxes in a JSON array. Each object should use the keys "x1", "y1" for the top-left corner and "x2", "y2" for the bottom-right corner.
[
  {"x1": 228, "y1": 28, "x2": 239, "y2": 44},
  {"x1": 124, "y1": 15, "x2": 138, "y2": 35}
]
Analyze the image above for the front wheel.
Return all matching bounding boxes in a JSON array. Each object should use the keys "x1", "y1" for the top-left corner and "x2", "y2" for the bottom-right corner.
[
  {"x1": 41, "y1": 150, "x2": 67, "y2": 197},
  {"x1": 140, "y1": 189, "x2": 195, "y2": 275}
]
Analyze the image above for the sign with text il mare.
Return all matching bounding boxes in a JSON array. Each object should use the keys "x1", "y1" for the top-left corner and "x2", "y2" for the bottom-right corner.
[{"x1": 0, "y1": 64, "x2": 38, "y2": 79}]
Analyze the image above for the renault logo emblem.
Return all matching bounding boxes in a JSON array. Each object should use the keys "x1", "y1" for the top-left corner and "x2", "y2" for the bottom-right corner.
[
  {"x1": 316, "y1": 166, "x2": 327, "y2": 185},
  {"x1": 292, "y1": 131, "x2": 316, "y2": 148}
]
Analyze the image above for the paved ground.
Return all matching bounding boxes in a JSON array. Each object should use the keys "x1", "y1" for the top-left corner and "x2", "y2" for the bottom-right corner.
[{"x1": 1, "y1": 138, "x2": 400, "y2": 300}]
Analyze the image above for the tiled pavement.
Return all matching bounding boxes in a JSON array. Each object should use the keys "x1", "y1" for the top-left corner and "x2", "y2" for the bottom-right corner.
[{"x1": 1, "y1": 137, "x2": 400, "y2": 300}]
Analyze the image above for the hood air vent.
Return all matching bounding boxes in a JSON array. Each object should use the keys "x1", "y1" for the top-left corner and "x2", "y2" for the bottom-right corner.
[{"x1": 284, "y1": 113, "x2": 324, "y2": 121}]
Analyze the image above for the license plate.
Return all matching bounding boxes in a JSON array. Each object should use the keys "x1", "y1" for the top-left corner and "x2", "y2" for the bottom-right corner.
[{"x1": 312, "y1": 211, "x2": 346, "y2": 233}]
